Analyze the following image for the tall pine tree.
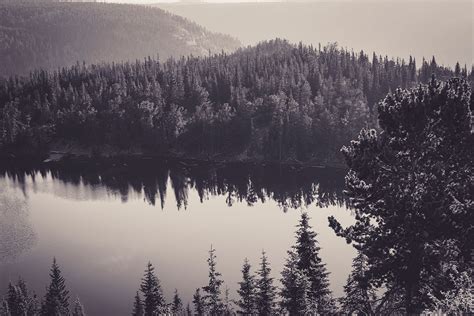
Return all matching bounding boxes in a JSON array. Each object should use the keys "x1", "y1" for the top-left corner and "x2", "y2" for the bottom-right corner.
[
  {"x1": 41, "y1": 258, "x2": 70, "y2": 316},
  {"x1": 140, "y1": 262, "x2": 165, "y2": 316},
  {"x1": 255, "y1": 251, "x2": 277, "y2": 316},
  {"x1": 236, "y1": 258, "x2": 256, "y2": 315},
  {"x1": 202, "y1": 246, "x2": 223, "y2": 316}
]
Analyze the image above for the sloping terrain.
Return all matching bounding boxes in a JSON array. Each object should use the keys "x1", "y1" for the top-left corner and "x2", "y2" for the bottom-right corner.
[{"x1": 0, "y1": 1, "x2": 241, "y2": 76}]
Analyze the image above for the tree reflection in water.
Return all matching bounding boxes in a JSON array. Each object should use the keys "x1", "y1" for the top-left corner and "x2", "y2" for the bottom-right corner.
[{"x1": 0, "y1": 158, "x2": 346, "y2": 211}]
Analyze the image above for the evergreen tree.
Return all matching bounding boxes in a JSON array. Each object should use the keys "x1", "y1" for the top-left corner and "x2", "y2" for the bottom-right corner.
[
  {"x1": 202, "y1": 246, "x2": 224, "y2": 316},
  {"x1": 192, "y1": 289, "x2": 205, "y2": 316},
  {"x1": 293, "y1": 212, "x2": 332, "y2": 313},
  {"x1": 140, "y1": 262, "x2": 165, "y2": 316},
  {"x1": 280, "y1": 251, "x2": 312, "y2": 315},
  {"x1": 185, "y1": 303, "x2": 192, "y2": 316},
  {"x1": 236, "y1": 258, "x2": 256, "y2": 315},
  {"x1": 41, "y1": 258, "x2": 70, "y2": 316},
  {"x1": 340, "y1": 252, "x2": 376, "y2": 314},
  {"x1": 254, "y1": 251, "x2": 277, "y2": 316},
  {"x1": 131, "y1": 292, "x2": 144, "y2": 316},
  {"x1": 329, "y1": 77, "x2": 473, "y2": 313},
  {"x1": 171, "y1": 289, "x2": 183, "y2": 315},
  {"x1": 4, "y1": 279, "x2": 37, "y2": 316},
  {"x1": 71, "y1": 297, "x2": 86, "y2": 316}
]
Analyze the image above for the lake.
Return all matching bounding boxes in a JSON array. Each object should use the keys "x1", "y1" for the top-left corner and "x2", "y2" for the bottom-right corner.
[{"x1": 0, "y1": 158, "x2": 356, "y2": 315}]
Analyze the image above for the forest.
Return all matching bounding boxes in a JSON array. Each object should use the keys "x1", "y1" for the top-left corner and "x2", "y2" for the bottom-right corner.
[
  {"x1": 1, "y1": 74, "x2": 472, "y2": 316},
  {"x1": 0, "y1": 1, "x2": 240, "y2": 76},
  {"x1": 1, "y1": 39, "x2": 471, "y2": 165}
]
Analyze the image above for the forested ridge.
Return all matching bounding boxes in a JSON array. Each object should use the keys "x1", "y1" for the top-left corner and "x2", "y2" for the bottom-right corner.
[
  {"x1": 0, "y1": 39, "x2": 471, "y2": 163},
  {"x1": 0, "y1": 1, "x2": 240, "y2": 76}
]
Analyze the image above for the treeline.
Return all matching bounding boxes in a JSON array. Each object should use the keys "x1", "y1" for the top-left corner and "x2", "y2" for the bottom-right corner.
[
  {"x1": 2, "y1": 39, "x2": 471, "y2": 163},
  {"x1": 0, "y1": 1, "x2": 239, "y2": 77},
  {"x1": 2, "y1": 213, "x2": 470, "y2": 316}
]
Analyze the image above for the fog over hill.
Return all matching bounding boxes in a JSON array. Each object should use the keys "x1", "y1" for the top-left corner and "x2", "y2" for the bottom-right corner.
[
  {"x1": 0, "y1": 1, "x2": 240, "y2": 76},
  {"x1": 155, "y1": 0, "x2": 473, "y2": 68}
]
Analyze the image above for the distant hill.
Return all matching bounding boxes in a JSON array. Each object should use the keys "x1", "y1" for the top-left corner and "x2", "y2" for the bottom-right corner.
[
  {"x1": 155, "y1": 1, "x2": 472, "y2": 68},
  {"x1": 0, "y1": 1, "x2": 241, "y2": 76}
]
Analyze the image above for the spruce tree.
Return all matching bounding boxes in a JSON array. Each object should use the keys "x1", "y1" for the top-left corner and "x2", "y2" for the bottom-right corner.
[
  {"x1": 72, "y1": 297, "x2": 86, "y2": 316},
  {"x1": 140, "y1": 262, "x2": 165, "y2": 316},
  {"x1": 171, "y1": 289, "x2": 183, "y2": 315},
  {"x1": 255, "y1": 251, "x2": 277, "y2": 316},
  {"x1": 131, "y1": 292, "x2": 144, "y2": 316},
  {"x1": 41, "y1": 258, "x2": 70, "y2": 316},
  {"x1": 293, "y1": 212, "x2": 332, "y2": 313},
  {"x1": 340, "y1": 252, "x2": 376, "y2": 314},
  {"x1": 280, "y1": 251, "x2": 311, "y2": 315},
  {"x1": 202, "y1": 246, "x2": 224, "y2": 316},
  {"x1": 236, "y1": 258, "x2": 255, "y2": 315},
  {"x1": 185, "y1": 303, "x2": 192, "y2": 316},
  {"x1": 192, "y1": 288, "x2": 205, "y2": 316}
]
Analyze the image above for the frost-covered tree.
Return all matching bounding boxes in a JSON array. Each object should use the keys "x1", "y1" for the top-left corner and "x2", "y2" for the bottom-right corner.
[
  {"x1": 293, "y1": 212, "x2": 333, "y2": 313},
  {"x1": 236, "y1": 258, "x2": 256, "y2": 315},
  {"x1": 254, "y1": 251, "x2": 277, "y2": 316},
  {"x1": 5, "y1": 278, "x2": 38, "y2": 316},
  {"x1": 71, "y1": 297, "x2": 85, "y2": 316},
  {"x1": 340, "y1": 252, "x2": 376, "y2": 314},
  {"x1": 202, "y1": 246, "x2": 224, "y2": 315},
  {"x1": 329, "y1": 77, "x2": 474, "y2": 313},
  {"x1": 41, "y1": 258, "x2": 70, "y2": 316},
  {"x1": 280, "y1": 251, "x2": 312, "y2": 315},
  {"x1": 140, "y1": 262, "x2": 165, "y2": 316},
  {"x1": 131, "y1": 291, "x2": 143, "y2": 316},
  {"x1": 171, "y1": 289, "x2": 183, "y2": 315},
  {"x1": 193, "y1": 288, "x2": 205, "y2": 316}
]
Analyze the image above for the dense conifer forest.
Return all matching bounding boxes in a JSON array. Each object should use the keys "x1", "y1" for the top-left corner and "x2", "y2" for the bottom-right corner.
[
  {"x1": 0, "y1": 39, "x2": 471, "y2": 164},
  {"x1": 0, "y1": 1, "x2": 240, "y2": 77}
]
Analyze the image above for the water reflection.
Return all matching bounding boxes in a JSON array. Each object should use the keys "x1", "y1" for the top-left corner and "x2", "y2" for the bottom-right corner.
[
  {"x1": 0, "y1": 187, "x2": 36, "y2": 262},
  {"x1": 1, "y1": 159, "x2": 346, "y2": 211}
]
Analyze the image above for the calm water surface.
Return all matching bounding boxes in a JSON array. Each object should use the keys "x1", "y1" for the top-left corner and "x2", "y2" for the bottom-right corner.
[{"x1": 0, "y1": 159, "x2": 356, "y2": 315}]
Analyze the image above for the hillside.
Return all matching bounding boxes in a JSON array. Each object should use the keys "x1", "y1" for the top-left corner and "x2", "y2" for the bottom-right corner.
[
  {"x1": 155, "y1": 1, "x2": 472, "y2": 68},
  {"x1": 0, "y1": 39, "x2": 470, "y2": 163},
  {"x1": 0, "y1": 1, "x2": 241, "y2": 77}
]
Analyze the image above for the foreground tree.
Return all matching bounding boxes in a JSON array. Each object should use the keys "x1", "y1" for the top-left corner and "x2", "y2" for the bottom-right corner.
[
  {"x1": 329, "y1": 77, "x2": 473, "y2": 313},
  {"x1": 132, "y1": 292, "x2": 144, "y2": 316},
  {"x1": 236, "y1": 258, "x2": 256, "y2": 315},
  {"x1": 254, "y1": 251, "x2": 277, "y2": 316},
  {"x1": 72, "y1": 297, "x2": 86, "y2": 316},
  {"x1": 339, "y1": 252, "x2": 376, "y2": 314},
  {"x1": 140, "y1": 262, "x2": 165, "y2": 316},
  {"x1": 4, "y1": 278, "x2": 38, "y2": 316},
  {"x1": 280, "y1": 251, "x2": 312, "y2": 315},
  {"x1": 171, "y1": 289, "x2": 183, "y2": 315},
  {"x1": 193, "y1": 288, "x2": 205, "y2": 316},
  {"x1": 202, "y1": 246, "x2": 224, "y2": 315},
  {"x1": 41, "y1": 258, "x2": 70, "y2": 316}
]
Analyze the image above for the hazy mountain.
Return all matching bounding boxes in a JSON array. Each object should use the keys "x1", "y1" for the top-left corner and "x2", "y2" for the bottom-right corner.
[
  {"x1": 0, "y1": 1, "x2": 241, "y2": 76},
  {"x1": 154, "y1": 1, "x2": 473, "y2": 68}
]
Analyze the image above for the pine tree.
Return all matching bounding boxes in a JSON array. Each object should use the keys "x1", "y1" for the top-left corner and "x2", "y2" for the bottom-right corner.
[
  {"x1": 71, "y1": 297, "x2": 86, "y2": 316},
  {"x1": 192, "y1": 288, "x2": 205, "y2": 316},
  {"x1": 340, "y1": 252, "x2": 376, "y2": 314},
  {"x1": 255, "y1": 251, "x2": 277, "y2": 316},
  {"x1": 280, "y1": 251, "x2": 311, "y2": 315},
  {"x1": 236, "y1": 258, "x2": 255, "y2": 315},
  {"x1": 131, "y1": 292, "x2": 144, "y2": 316},
  {"x1": 171, "y1": 289, "x2": 183, "y2": 315},
  {"x1": 329, "y1": 77, "x2": 473, "y2": 312},
  {"x1": 202, "y1": 246, "x2": 224, "y2": 316},
  {"x1": 41, "y1": 258, "x2": 70, "y2": 316},
  {"x1": 185, "y1": 303, "x2": 192, "y2": 316},
  {"x1": 140, "y1": 262, "x2": 165, "y2": 316},
  {"x1": 293, "y1": 212, "x2": 332, "y2": 313}
]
